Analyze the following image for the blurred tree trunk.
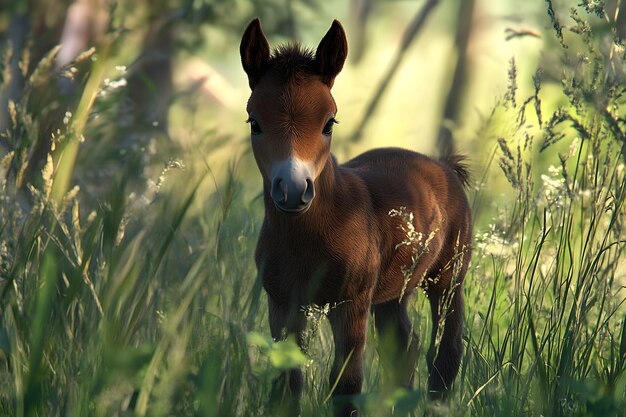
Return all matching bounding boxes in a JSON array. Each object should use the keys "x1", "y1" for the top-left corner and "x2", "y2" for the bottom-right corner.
[
  {"x1": 606, "y1": 0, "x2": 626, "y2": 39},
  {"x1": 349, "y1": 0, "x2": 372, "y2": 64},
  {"x1": 280, "y1": 0, "x2": 297, "y2": 39},
  {"x1": 25, "y1": 0, "x2": 108, "y2": 179},
  {"x1": 349, "y1": 0, "x2": 439, "y2": 143},
  {"x1": 0, "y1": 15, "x2": 28, "y2": 134},
  {"x1": 606, "y1": 0, "x2": 626, "y2": 162},
  {"x1": 605, "y1": 0, "x2": 626, "y2": 81},
  {"x1": 56, "y1": 0, "x2": 108, "y2": 69},
  {"x1": 619, "y1": 0, "x2": 626, "y2": 39},
  {"x1": 1, "y1": 4, "x2": 68, "y2": 186},
  {"x1": 120, "y1": 14, "x2": 176, "y2": 136},
  {"x1": 436, "y1": 0, "x2": 475, "y2": 157},
  {"x1": 0, "y1": 2, "x2": 69, "y2": 135}
]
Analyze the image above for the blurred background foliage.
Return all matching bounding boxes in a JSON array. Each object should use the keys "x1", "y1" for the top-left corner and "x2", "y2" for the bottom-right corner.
[
  {"x1": 1, "y1": 0, "x2": 622, "y2": 203},
  {"x1": 0, "y1": 0, "x2": 625, "y2": 416}
]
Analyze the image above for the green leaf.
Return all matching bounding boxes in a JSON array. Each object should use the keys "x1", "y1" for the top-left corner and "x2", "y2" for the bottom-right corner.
[
  {"x1": 247, "y1": 332, "x2": 307, "y2": 371},
  {"x1": 246, "y1": 331, "x2": 271, "y2": 351},
  {"x1": 268, "y1": 339, "x2": 308, "y2": 370}
]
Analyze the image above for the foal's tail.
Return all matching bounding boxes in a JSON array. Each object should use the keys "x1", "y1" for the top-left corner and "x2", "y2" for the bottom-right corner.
[{"x1": 440, "y1": 154, "x2": 471, "y2": 189}]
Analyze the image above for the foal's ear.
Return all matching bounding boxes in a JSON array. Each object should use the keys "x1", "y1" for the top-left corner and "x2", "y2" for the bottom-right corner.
[
  {"x1": 315, "y1": 20, "x2": 348, "y2": 87},
  {"x1": 240, "y1": 18, "x2": 270, "y2": 89}
]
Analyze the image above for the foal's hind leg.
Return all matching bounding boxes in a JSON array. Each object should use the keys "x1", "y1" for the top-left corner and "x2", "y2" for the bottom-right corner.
[
  {"x1": 267, "y1": 296, "x2": 306, "y2": 415},
  {"x1": 372, "y1": 295, "x2": 420, "y2": 388},
  {"x1": 425, "y1": 282, "x2": 464, "y2": 399},
  {"x1": 328, "y1": 298, "x2": 370, "y2": 417}
]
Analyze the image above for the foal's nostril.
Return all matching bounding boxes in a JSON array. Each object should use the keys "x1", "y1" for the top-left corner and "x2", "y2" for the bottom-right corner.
[
  {"x1": 301, "y1": 178, "x2": 315, "y2": 204},
  {"x1": 269, "y1": 159, "x2": 315, "y2": 213},
  {"x1": 271, "y1": 178, "x2": 288, "y2": 204}
]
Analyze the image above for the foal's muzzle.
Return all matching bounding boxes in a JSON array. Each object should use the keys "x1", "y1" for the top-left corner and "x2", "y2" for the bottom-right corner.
[{"x1": 270, "y1": 158, "x2": 315, "y2": 215}]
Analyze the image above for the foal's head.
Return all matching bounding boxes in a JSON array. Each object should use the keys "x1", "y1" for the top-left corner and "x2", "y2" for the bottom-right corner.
[{"x1": 240, "y1": 19, "x2": 348, "y2": 215}]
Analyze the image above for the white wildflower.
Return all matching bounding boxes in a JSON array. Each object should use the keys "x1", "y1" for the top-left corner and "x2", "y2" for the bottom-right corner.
[
  {"x1": 568, "y1": 137, "x2": 580, "y2": 158},
  {"x1": 389, "y1": 207, "x2": 440, "y2": 298},
  {"x1": 540, "y1": 165, "x2": 566, "y2": 207},
  {"x1": 99, "y1": 76, "x2": 127, "y2": 97},
  {"x1": 105, "y1": 78, "x2": 127, "y2": 89},
  {"x1": 475, "y1": 222, "x2": 518, "y2": 258}
]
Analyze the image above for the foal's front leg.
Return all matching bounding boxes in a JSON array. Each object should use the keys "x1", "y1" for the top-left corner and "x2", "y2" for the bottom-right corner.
[
  {"x1": 328, "y1": 300, "x2": 369, "y2": 417},
  {"x1": 268, "y1": 296, "x2": 306, "y2": 415},
  {"x1": 372, "y1": 295, "x2": 420, "y2": 388}
]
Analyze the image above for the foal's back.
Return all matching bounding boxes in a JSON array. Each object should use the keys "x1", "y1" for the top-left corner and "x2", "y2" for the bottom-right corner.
[{"x1": 343, "y1": 147, "x2": 472, "y2": 304}]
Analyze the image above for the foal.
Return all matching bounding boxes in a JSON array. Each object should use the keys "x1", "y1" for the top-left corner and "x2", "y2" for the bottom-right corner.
[{"x1": 241, "y1": 19, "x2": 472, "y2": 416}]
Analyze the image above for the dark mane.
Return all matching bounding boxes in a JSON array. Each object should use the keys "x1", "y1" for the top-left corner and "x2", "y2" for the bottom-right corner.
[{"x1": 268, "y1": 43, "x2": 317, "y2": 83}]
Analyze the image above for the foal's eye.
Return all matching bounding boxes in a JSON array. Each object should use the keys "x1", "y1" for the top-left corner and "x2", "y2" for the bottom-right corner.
[
  {"x1": 247, "y1": 118, "x2": 262, "y2": 135},
  {"x1": 323, "y1": 119, "x2": 336, "y2": 136}
]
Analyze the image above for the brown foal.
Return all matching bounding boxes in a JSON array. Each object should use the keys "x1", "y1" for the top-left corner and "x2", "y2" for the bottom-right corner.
[{"x1": 240, "y1": 19, "x2": 472, "y2": 416}]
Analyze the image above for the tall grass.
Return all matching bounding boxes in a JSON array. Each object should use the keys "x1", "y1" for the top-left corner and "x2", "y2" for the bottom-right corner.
[{"x1": 1, "y1": 2, "x2": 625, "y2": 417}]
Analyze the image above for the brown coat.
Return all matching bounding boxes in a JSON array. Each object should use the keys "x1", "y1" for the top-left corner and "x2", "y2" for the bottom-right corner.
[{"x1": 241, "y1": 19, "x2": 472, "y2": 417}]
